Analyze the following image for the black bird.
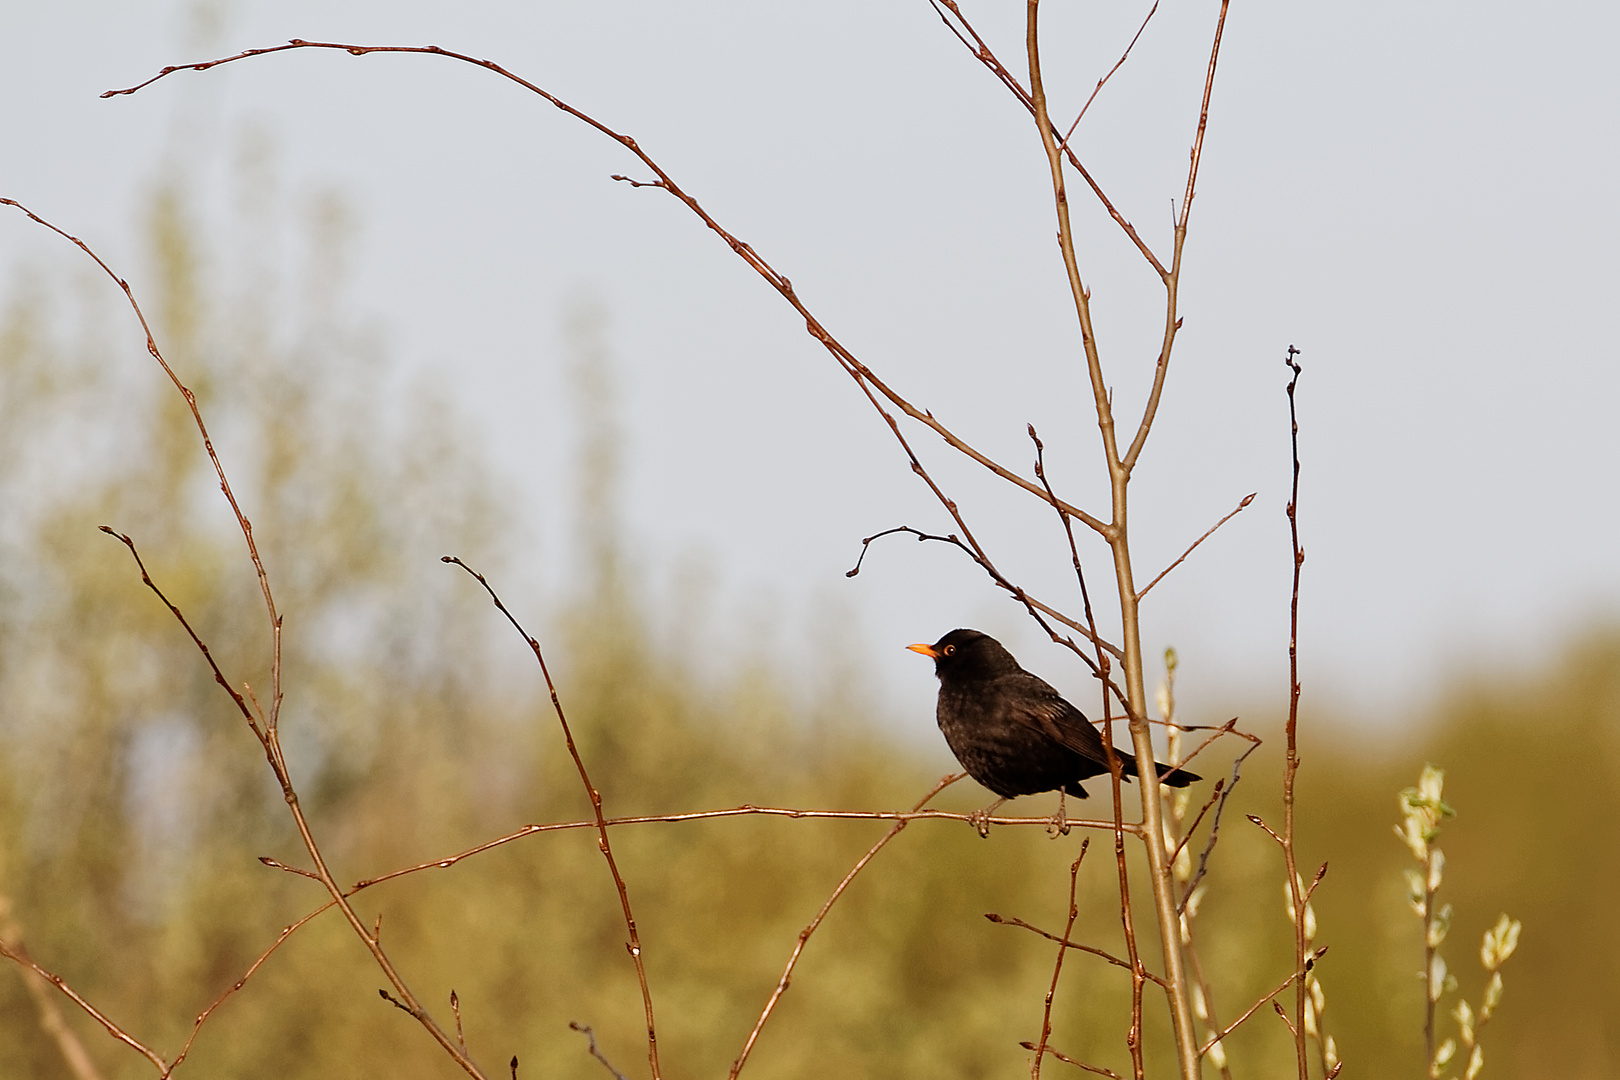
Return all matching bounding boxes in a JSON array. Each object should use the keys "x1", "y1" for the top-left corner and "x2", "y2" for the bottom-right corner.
[{"x1": 909, "y1": 628, "x2": 1200, "y2": 802}]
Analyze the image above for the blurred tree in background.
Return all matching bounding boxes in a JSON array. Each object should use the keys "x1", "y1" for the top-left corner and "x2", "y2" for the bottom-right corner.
[{"x1": 0, "y1": 173, "x2": 1614, "y2": 1079}]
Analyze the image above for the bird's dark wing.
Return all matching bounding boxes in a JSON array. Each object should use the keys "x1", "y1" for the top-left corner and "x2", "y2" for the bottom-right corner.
[{"x1": 998, "y1": 672, "x2": 1122, "y2": 771}]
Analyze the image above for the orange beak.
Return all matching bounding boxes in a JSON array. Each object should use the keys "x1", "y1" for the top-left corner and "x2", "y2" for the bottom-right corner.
[{"x1": 906, "y1": 643, "x2": 938, "y2": 658}]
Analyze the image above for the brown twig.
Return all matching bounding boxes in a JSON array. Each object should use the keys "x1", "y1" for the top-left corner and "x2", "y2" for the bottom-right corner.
[
  {"x1": 0, "y1": 198, "x2": 490, "y2": 1080},
  {"x1": 1135, "y1": 493, "x2": 1255, "y2": 600},
  {"x1": 98, "y1": 528, "x2": 265, "y2": 741},
  {"x1": 1281, "y1": 345, "x2": 1309, "y2": 1078},
  {"x1": 1062, "y1": 1, "x2": 1163, "y2": 140},
  {"x1": 727, "y1": 773, "x2": 962, "y2": 1080},
  {"x1": 444, "y1": 556, "x2": 660, "y2": 1080},
  {"x1": 984, "y1": 910, "x2": 1168, "y2": 987},
  {"x1": 1030, "y1": 423, "x2": 1145, "y2": 1076},
  {"x1": 103, "y1": 41, "x2": 1112, "y2": 543},
  {"x1": 1196, "y1": 948, "x2": 1327, "y2": 1056},
  {"x1": 0, "y1": 196, "x2": 283, "y2": 727},
  {"x1": 847, "y1": 524, "x2": 1125, "y2": 666},
  {"x1": 1021, "y1": 1042, "x2": 1125, "y2": 1079},
  {"x1": 0, "y1": 934, "x2": 166, "y2": 1072},
  {"x1": 1117, "y1": 0, "x2": 1230, "y2": 476},
  {"x1": 163, "y1": 902, "x2": 334, "y2": 1073},
  {"x1": 1160, "y1": 673, "x2": 1239, "y2": 1080},
  {"x1": 1177, "y1": 728, "x2": 1261, "y2": 912},
  {"x1": 1035, "y1": 422, "x2": 1146, "y2": 1077},
  {"x1": 1165, "y1": 778, "x2": 1224, "y2": 866},
  {"x1": 353, "y1": 800, "x2": 1140, "y2": 891},
  {"x1": 0, "y1": 906, "x2": 113, "y2": 1080},
  {"x1": 928, "y1": 0, "x2": 1168, "y2": 278},
  {"x1": 1027, "y1": 427, "x2": 1133, "y2": 708},
  {"x1": 569, "y1": 1022, "x2": 631, "y2": 1080}
]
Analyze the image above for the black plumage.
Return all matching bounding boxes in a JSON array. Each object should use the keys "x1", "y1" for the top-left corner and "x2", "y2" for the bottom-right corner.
[{"x1": 909, "y1": 628, "x2": 1200, "y2": 800}]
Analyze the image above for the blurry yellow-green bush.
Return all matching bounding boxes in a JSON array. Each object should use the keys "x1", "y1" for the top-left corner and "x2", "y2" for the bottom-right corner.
[{"x1": 1, "y1": 184, "x2": 1614, "y2": 1080}]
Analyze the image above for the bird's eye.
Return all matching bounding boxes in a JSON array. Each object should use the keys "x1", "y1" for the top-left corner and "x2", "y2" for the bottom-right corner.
[{"x1": 942, "y1": 644, "x2": 955, "y2": 656}]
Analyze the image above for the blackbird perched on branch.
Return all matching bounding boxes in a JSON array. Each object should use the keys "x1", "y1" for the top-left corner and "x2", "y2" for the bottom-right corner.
[{"x1": 909, "y1": 628, "x2": 1200, "y2": 803}]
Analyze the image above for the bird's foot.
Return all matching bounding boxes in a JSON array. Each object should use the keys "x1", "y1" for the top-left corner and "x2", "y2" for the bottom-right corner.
[
  {"x1": 970, "y1": 798, "x2": 1007, "y2": 839},
  {"x1": 1047, "y1": 793, "x2": 1071, "y2": 839}
]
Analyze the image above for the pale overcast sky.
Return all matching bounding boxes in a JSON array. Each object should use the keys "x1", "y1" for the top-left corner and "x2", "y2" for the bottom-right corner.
[{"x1": 4, "y1": 1, "x2": 1618, "y2": 739}]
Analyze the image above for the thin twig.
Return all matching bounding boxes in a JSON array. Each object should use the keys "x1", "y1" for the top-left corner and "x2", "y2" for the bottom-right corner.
[
  {"x1": 569, "y1": 1022, "x2": 631, "y2": 1080},
  {"x1": 1021, "y1": 1042, "x2": 1125, "y2": 1079},
  {"x1": 727, "y1": 774, "x2": 961, "y2": 1080},
  {"x1": 0, "y1": 194, "x2": 283, "y2": 728},
  {"x1": 352, "y1": 801, "x2": 1139, "y2": 890},
  {"x1": 1030, "y1": 422, "x2": 1148, "y2": 1073},
  {"x1": 928, "y1": 0, "x2": 1168, "y2": 278},
  {"x1": 1034, "y1": 420, "x2": 1145, "y2": 1079},
  {"x1": 1246, "y1": 815, "x2": 1284, "y2": 847},
  {"x1": 1118, "y1": 0, "x2": 1232, "y2": 475},
  {"x1": 102, "y1": 43, "x2": 1113, "y2": 542},
  {"x1": 847, "y1": 524, "x2": 1124, "y2": 665},
  {"x1": 5, "y1": 933, "x2": 108, "y2": 1080},
  {"x1": 984, "y1": 911, "x2": 1167, "y2": 986},
  {"x1": 1178, "y1": 730, "x2": 1261, "y2": 912},
  {"x1": 1135, "y1": 493, "x2": 1255, "y2": 600},
  {"x1": 1281, "y1": 345, "x2": 1309, "y2": 1078},
  {"x1": 1062, "y1": 0, "x2": 1162, "y2": 140},
  {"x1": 1196, "y1": 948, "x2": 1327, "y2": 1056},
  {"x1": 1165, "y1": 778, "x2": 1224, "y2": 865},
  {"x1": 1026, "y1": 427, "x2": 1130, "y2": 706},
  {"x1": 0, "y1": 936, "x2": 166, "y2": 1072},
  {"x1": 1, "y1": 198, "x2": 489, "y2": 1080},
  {"x1": 257, "y1": 856, "x2": 322, "y2": 881},
  {"x1": 99, "y1": 528, "x2": 264, "y2": 741},
  {"x1": 445, "y1": 557, "x2": 660, "y2": 1080},
  {"x1": 164, "y1": 902, "x2": 334, "y2": 1072}
]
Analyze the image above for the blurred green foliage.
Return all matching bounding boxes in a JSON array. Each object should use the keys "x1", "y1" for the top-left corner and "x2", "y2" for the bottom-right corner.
[{"x1": 1, "y1": 188, "x2": 1614, "y2": 1080}]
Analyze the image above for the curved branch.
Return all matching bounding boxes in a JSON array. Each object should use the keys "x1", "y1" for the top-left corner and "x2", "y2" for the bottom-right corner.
[
  {"x1": 1120, "y1": 0, "x2": 1231, "y2": 473},
  {"x1": 1, "y1": 198, "x2": 491, "y2": 1080},
  {"x1": 727, "y1": 775, "x2": 959, "y2": 1080},
  {"x1": 929, "y1": 1, "x2": 1168, "y2": 279},
  {"x1": 445, "y1": 558, "x2": 661, "y2": 1079},
  {"x1": 1136, "y1": 492, "x2": 1255, "y2": 601},
  {"x1": 104, "y1": 40, "x2": 1111, "y2": 540}
]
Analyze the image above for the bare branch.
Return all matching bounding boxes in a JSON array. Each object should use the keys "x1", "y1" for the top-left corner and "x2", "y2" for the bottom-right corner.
[
  {"x1": 99, "y1": 528, "x2": 266, "y2": 740},
  {"x1": 1022, "y1": 1042, "x2": 1125, "y2": 1079},
  {"x1": 1135, "y1": 493, "x2": 1255, "y2": 601},
  {"x1": 101, "y1": 42, "x2": 1112, "y2": 540},
  {"x1": 929, "y1": 2, "x2": 1168, "y2": 278},
  {"x1": 0, "y1": 934, "x2": 166, "y2": 1072},
  {"x1": 1281, "y1": 344, "x2": 1310, "y2": 1078},
  {"x1": 570, "y1": 1022, "x2": 631, "y2": 1080},
  {"x1": 0, "y1": 903, "x2": 112, "y2": 1080},
  {"x1": 445, "y1": 557, "x2": 661, "y2": 1080},
  {"x1": 1197, "y1": 948, "x2": 1327, "y2": 1056},
  {"x1": 1119, "y1": 0, "x2": 1231, "y2": 473},
  {"x1": 847, "y1": 524, "x2": 1124, "y2": 664},
  {"x1": 1, "y1": 198, "x2": 491, "y2": 1080},
  {"x1": 1177, "y1": 729, "x2": 1262, "y2": 912},
  {"x1": 728, "y1": 774, "x2": 962, "y2": 1080},
  {"x1": 1062, "y1": 1, "x2": 1162, "y2": 140}
]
